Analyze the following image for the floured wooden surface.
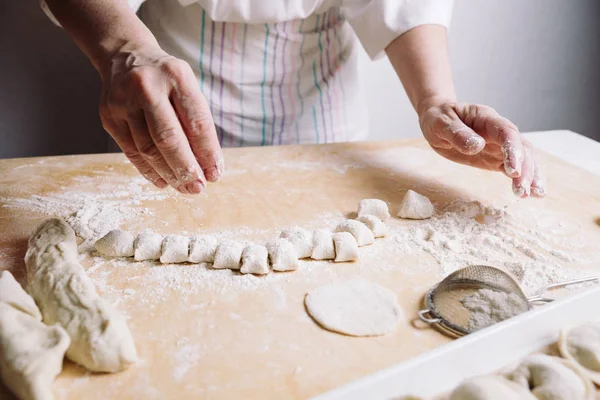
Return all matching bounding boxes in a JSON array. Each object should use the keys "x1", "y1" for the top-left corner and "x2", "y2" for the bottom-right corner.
[{"x1": 1, "y1": 139, "x2": 600, "y2": 399}]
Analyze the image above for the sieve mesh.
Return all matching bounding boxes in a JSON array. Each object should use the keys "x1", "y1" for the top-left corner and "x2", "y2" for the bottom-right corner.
[{"x1": 426, "y1": 265, "x2": 531, "y2": 336}]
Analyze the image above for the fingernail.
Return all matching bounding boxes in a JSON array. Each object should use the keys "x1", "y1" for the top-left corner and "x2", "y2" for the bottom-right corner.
[
  {"x1": 531, "y1": 186, "x2": 546, "y2": 198},
  {"x1": 464, "y1": 136, "x2": 485, "y2": 154},
  {"x1": 504, "y1": 160, "x2": 520, "y2": 178},
  {"x1": 205, "y1": 166, "x2": 221, "y2": 182},
  {"x1": 154, "y1": 178, "x2": 168, "y2": 189},
  {"x1": 512, "y1": 181, "x2": 530, "y2": 198},
  {"x1": 186, "y1": 180, "x2": 204, "y2": 194}
]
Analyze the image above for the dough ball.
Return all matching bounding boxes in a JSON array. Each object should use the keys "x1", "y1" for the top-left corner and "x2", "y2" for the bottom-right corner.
[
  {"x1": 357, "y1": 198, "x2": 390, "y2": 221},
  {"x1": 332, "y1": 232, "x2": 359, "y2": 262},
  {"x1": 450, "y1": 375, "x2": 537, "y2": 400},
  {"x1": 240, "y1": 244, "x2": 270, "y2": 275},
  {"x1": 397, "y1": 190, "x2": 435, "y2": 220},
  {"x1": 213, "y1": 240, "x2": 245, "y2": 270},
  {"x1": 356, "y1": 215, "x2": 387, "y2": 238},
  {"x1": 279, "y1": 228, "x2": 313, "y2": 258},
  {"x1": 559, "y1": 322, "x2": 600, "y2": 384},
  {"x1": 334, "y1": 219, "x2": 374, "y2": 247},
  {"x1": 311, "y1": 229, "x2": 335, "y2": 260},
  {"x1": 188, "y1": 235, "x2": 218, "y2": 263},
  {"x1": 133, "y1": 231, "x2": 163, "y2": 261},
  {"x1": 94, "y1": 230, "x2": 135, "y2": 257},
  {"x1": 304, "y1": 278, "x2": 403, "y2": 336},
  {"x1": 159, "y1": 235, "x2": 190, "y2": 264},
  {"x1": 266, "y1": 238, "x2": 299, "y2": 272},
  {"x1": 507, "y1": 354, "x2": 594, "y2": 400},
  {"x1": 0, "y1": 270, "x2": 41, "y2": 320}
]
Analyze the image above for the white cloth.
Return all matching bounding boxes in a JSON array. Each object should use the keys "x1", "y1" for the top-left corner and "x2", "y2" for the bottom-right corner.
[{"x1": 41, "y1": 0, "x2": 453, "y2": 146}]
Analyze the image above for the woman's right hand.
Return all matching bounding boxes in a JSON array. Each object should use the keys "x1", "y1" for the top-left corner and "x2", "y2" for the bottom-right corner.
[{"x1": 99, "y1": 44, "x2": 223, "y2": 194}]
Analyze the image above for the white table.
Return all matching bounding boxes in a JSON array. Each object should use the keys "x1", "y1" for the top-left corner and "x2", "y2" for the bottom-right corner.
[{"x1": 527, "y1": 130, "x2": 600, "y2": 176}]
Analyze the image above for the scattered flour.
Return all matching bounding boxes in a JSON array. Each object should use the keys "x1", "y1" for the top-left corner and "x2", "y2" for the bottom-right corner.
[
  {"x1": 172, "y1": 343, "x2": 202, "y2": 381},
  {"x1": 461, "y1": 288, "x2": 527, "y2": 331}
]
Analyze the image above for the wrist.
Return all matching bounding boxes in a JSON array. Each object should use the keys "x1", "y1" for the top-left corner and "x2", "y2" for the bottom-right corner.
[{"x1": 415, "y1": 95, "x2": 456, "y2": 117}]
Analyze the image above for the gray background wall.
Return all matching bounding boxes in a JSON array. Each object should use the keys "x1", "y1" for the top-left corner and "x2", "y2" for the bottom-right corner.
[{"x1": 1, "y1": 0, "x2": 598, "y2": 158}]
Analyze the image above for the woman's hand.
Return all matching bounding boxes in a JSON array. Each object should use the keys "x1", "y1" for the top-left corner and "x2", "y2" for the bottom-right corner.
[
  {"x1": 99, "y1": 44, "x2": 222, "y2": 194},
  {"x1": 418, "y1": 100, "x2": 545, "y2": 198}
]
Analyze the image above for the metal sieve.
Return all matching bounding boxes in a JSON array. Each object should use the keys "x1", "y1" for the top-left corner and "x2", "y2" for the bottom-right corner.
[{"x1": 418, "y1": 265, "x2": 599, "y2": 338}]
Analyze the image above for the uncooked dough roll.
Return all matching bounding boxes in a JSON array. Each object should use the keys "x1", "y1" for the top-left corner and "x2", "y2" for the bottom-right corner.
[
  {"x1": 266, "y1": 238, "x2": 299, "y2": 272},
  {"x1": 213, "y1": 240, "x2": 245, "y2": 270},
  {"x1": 357, "y1": 198, "x2": 390, "y2": 221},
  {"x1": 240, "y1": 244, "x2": 270, "y2": 275},
  {"x1": 559, "y1": 323, "x2": 600, "y2": 385},
  {"x1": 160, "y1": 234, "x2": 190, "y2": 264},
  {"x1": 311, "y1": 229, "x2": 335, "y2": 260},
  {"x1": 0, "y1": 270, "x2": 41, "y2": 319},
  {"x1": 25, "y1": 218, "x2": 138, "y2": 373},
  {"x1": 356, "y1": 215, "x2": 387, "y2": 238},
  {"x1": 279, "y1": 228, "x2": 313, "y2": 258},
  {"x1": 332, "y1": 232, "x2": 359, "y2": 262},
  {"x1": 397, "y1": 190, "x2": 435, "y2": 220},
  {"x1": 133, "y1": 231, "x2": 163, "y2": 261},
  {"x1": 0, "y1": 303, "x2": 71, "y2": 400},
  {"x1": 188, "y1": 235, "x2": 218, "y2": 263},
  {"x1": 94, "y1": 230, "x2": 135, "y2": 257},
  {"x1": 334, "y1": 220, "x2": 374, "y2": 247}
]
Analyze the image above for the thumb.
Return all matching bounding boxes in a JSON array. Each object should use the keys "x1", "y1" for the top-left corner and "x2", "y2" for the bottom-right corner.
[{"x1": 443, "y1": 120, "x2": 486, "y2": 155}]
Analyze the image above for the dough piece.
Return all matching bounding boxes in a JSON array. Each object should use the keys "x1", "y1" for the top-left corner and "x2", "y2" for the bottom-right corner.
[
  {"x1": 265, "y1": 239, "x2": 299, "y2": 272},
  {"x1": 334, "y1": 220, "x2": 374, "y2": 247},
  {"x1": 357, "y1": 198, "x2": 390, "y2": 221},
  {"x1": 213, "y1": 240, "x2": 245, "y2": 270},
  {"x1": 332, "y1": 232, "x2": 359, "y2": 262},
  {"x1": 311, "y1": 229, "x2": 335, "y2": 260},
  {"x1": 450, "y1": 375, "x2": 537, "y2": 400},
  {"x1": 304, "y1": 278, "x2": 403, "y2": 336},
  {"x1": 279, "y1": 228, "x2": 313, "y2": 258},
  {"x1": 507, "y1": 354, "x2": 594, "y2": 400},
  {"x1": 0, "y1": 270, "x2": 41, "y2": 320},
  {"x1": 188, "y1": 235, "x2": 218, "y2": 263},
  {"x1": 25, "y1": 218, "x2": 138, "y2": 373},
  {"x1": 133, "y1": 231, "x2": 164, "y2": 261},
  {"x1": 559, "y1": 322, "x2": 600, "y2": 384},
  {"x1": 94, "y1": 229, "x2": 135, "y2": 257},
  {"x1": 397, "y1": 190, "x2": 435, "y2": 220},
  {"x1": 160, "y1": 234, "x2": 190, "y2": 264},
  {"x1": 240, "y1": 244, "x2": 270, "y2": 275},
  {"x1": 0, "y1": 303, "x2": 71, "y2": 400},
  {"x1": 356, "y1": 215, "x2": 387, "y2": 238}
]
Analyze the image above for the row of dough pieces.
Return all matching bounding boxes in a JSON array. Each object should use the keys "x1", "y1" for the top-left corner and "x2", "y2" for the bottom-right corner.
[
  {"x1": 94, "y1": 192, "x2": 436, "y2": 274},
  {"x1": 0, "y1": 219, "x2": 137, "y2": 400},
  {"x1": 410, "y1": 322, "x2": 600, "y2": 400}
]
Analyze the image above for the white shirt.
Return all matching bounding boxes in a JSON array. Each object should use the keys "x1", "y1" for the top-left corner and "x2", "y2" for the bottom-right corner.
[{"x1": 42, "y1": 0, "x2": 453, "y2": 146}]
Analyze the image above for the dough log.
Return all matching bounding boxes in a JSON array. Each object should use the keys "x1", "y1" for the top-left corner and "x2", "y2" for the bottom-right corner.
[{"x1": 25, "y1": 218, "x2": 138, "y2": 373}]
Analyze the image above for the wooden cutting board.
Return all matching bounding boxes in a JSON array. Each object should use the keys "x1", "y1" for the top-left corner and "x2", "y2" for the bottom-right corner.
[{"x1": 1, "y1": 139, "x2": 599, "y2": 400}]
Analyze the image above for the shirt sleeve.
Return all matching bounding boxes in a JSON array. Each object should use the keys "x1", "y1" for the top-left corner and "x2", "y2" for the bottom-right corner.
[
  {"x1": 343, "y1": 0, "x2": 454, "y2": 60},
  {"x1": 40, "y1": 0, "x2": 148, "y2": 27}
]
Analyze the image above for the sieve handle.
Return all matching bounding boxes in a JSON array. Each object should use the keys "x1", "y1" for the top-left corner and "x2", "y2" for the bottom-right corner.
[{"x1": 418, "y1": 309, "x2": 441, "y2": 324}]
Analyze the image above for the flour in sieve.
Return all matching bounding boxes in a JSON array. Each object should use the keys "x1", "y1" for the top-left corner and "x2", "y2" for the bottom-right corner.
[{"x1": 461, "y1": 288, "x2": 526, "y2": 331}]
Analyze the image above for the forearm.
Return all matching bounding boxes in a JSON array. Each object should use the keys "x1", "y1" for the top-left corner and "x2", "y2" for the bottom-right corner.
[
  {"x1": 385, "y1": 25, "x2": 456, "y2": 115},
  {"x1": 44, "y1": 0, "x2": 158, "y2": 77}
]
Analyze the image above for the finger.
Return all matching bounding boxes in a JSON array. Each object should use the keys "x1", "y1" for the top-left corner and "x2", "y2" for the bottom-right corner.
[
  {"x1": 100, "y1": 114, "x2": 167, "y2": 188},
  {"x1": 127, "y1": 112, "x2": 188, "y2": 193},
  {"x1": 171, "y1": 70, "x2": 223, "y2": 182},
  {"x1": 530, "y1": 157, "x2": 546, "y2": 198},
  {"x1": 144, "y1": 100, "x2": 207, "y2": 193},
  {"x1": 512, "y1": 140, "x2": 535, "y2": 198},
  {"x1": 477, "y1": 108, "x2": 524, "y2": 178}
]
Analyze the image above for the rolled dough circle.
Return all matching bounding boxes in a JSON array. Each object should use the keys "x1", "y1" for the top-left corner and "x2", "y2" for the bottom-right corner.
[{"x1": 304, "y1": 279, "x2": 403, "y2": 337}]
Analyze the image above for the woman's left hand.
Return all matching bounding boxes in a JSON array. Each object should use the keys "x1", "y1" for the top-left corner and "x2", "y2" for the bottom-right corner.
[{"x1": 418, "y1": 101, "x2": 546, "y2": 198}]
